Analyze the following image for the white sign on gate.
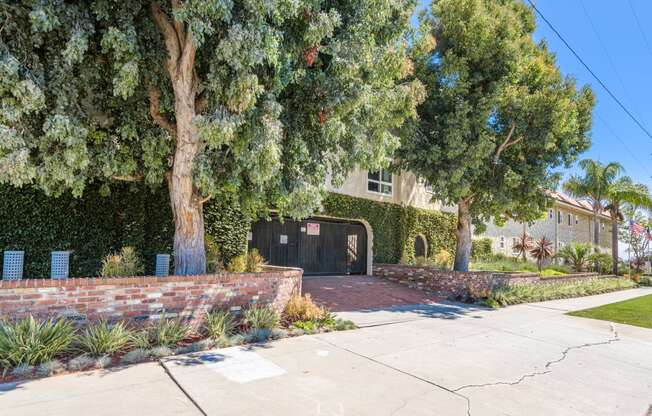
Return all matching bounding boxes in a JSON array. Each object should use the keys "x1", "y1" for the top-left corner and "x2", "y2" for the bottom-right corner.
[
  {"x1": 306, "y1": 223, "x2": 320, "y2": 236},
  {"x1": 280, "y1": 234, "x2": 288, "y2": 244}
]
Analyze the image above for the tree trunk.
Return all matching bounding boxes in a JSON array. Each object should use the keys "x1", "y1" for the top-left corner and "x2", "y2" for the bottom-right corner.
[
  {"x1": 454, "y1": 199, "x2": 472, "y2": 272},
  {"x1": 169, "y1": 69, "x2": 206, "y2": 275},
  {"x1": 593, "y1": 210, "x2": 600, "y2": 247},
  {"x1": 611, "y1": 212, "x2": 619, "y2": 275}
]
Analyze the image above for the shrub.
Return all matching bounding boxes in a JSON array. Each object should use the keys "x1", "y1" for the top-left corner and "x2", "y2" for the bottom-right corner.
[
  {"x1": 67, "y1": 354, "x2": 96, "y2": 371},
  {"x1": 100, "y1": 246, "x2": 144, "y2": 277},
  {"x1": 95, "y1": 355, "x2": 112, "y2": 369},
  {"x1": 150, "y1": 346, "x2": 174, "y2": 358},
  {"x1": 555, "y1": 243, "x2": 593, "y2": 272},
  {"x1": 434, "y1": 249, "x2": 453, "y2": 269},
  {"x1": 36, "y1": 359, "x2": 65, "y2": 377},
  {"x1": 292, "y1": 320, "x2": 318, "y2": 333},
  {"x1": 151, "y1": 319, "x2": 191, "y2": 347},
  {"x1": 244, "y1": 328, "x2": 272, "y2": 343},
  {"x1": 243, "y1": 306, "x2": 280, "y2": 330},
  {"x1": 204, "y1": 310, "x2": 237, "y2": 339},
  {"x1": 130, "y1": 329, "x2": 152, "y2": 349},
  {"x1": 283, "y1": 294, "x2": 324, "y2": 323},
  {"x1": 10, "y1": 363, "x2": 34, "y2": 378},
  {"x1": 246, "y1": 249, "x2": 265, "y2": 272},
  {"x1": 333, "y1": 319, "x2": 357, "y2": 331},
  {"x1": 227, "y1": 254, "x2": 247, "y2": 273},
  {"x1": 0, "y1": 317, "x2": 75, "y2": 368},
  {"x1": 471, "y1": 238, "x2": 493, "y2": 260},
  {"x1": 640, "y1": 276, "x2": 652, "y2": 286},
  {"x1": 120, "y1": 348, "x2": 150, "y2": 365},
  {"x1": 415, "y1": 256, "x2": 435, "y2": 267},
  {"x1": 530, "y1": 236, "x2": 554, "y2": 271},
  {"x1": 540, "y1": 269, "x2": 566, "y2": 277},
  {"x1": 176, "y1": 339, "x2": 215, "y2": 354},
  {"x1": 77, "y1": 321, "x2": 132, "y2": 357},
  {"x1": 588, "y1": 252, "x2": 613, "y2": 274},
  {"x1": 205, "y1": 235, "x2": 224, "y2": 273},
  {"x1": 486, "y1": 278, "x2": 636, "y2": 307},
  {"x1": 229, "y1": 334, "x2": 246, "y2": 346}
]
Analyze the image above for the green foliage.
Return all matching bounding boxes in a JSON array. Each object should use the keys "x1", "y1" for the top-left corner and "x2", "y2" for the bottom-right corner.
[
  {"x1": 226, "y1": 254, "x2": 247, "y2": 273},
  {"x1": 246, "y1": 249, "x2": 265, "y2": 273},
  {"x1": 471, "y1": 239, "x2": 493, "y2": 261},
  {"x1": 402, "y1": 0, "x2": 595, "y2": 270},
  {"x1": 1, "y1": 0, "x2": 425, "y2": 273},
  {"x1": 120, "y1": 348, "x2": 150, "y2": 365},
  {"x1": 204, "y1": 235, "x2": 223, "y2": 273},
  {"x1": 36, "y1": 359, "x2": 65, "y2": 377},
  {"x1": 76, "y1": 321, "x2": 132, "y2": 357},
  {"x1": 530, "y1": 237, "x2": 554, "y2": 271},
  {"x1": 434, "y1": 249, "x2": 453, "y2": 270},
  {"x1": 321, "y1": 193, "x2": 456, "y2": 264},
  {"x1": 100, "y1": 246, "x2": 144, "y2": 277},
  {"x1": 243, "y1": 306, "x2": 280, "y2": 330},
  {"x1": 0, "y1": 317, "x2": 75, "y2": 368},
  {"x1": 0, "y1": 183, "x2": 250, "y2": 278},
  {"x1": 67, "y1": 354, "x2": 96, "y2": 371},
  {"x1": 292, "y1": 320, "x2": 318, "y2": 333},
  {"x1": 540, "y1": 269, "x2": 566, "y2": 277},
  {"x1": 227, "y1": 249, "x2": 266, "y2": 273},
  {"x1": 486, "y1": 278, "x2": 636, "y2": 307},
  {"x1": 151, "y1": 319, "x2": 191, "y2": 347},
  {"x1": 204, "y1": 310, "x2": 237, "y2": 339},
  {"x1": 555, "y1": 243, "x2": 593, "y2": 272},
  {"x1": 470, "y1": 258, "x2": 538, "y2": 273}
]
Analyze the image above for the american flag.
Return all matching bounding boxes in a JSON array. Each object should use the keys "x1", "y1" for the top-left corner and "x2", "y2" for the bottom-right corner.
[{"x1": 630, "y1": 220, "x2": 644, "y2": 236}]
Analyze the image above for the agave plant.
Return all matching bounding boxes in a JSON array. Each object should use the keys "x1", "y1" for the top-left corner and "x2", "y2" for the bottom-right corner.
[
  {"x1": 0, "y1": 317, "x2": 75, "y2": 369},
  {"x1": 529, "y1": 236, "x2": 554, "y2": 272},
  {"x1": 512, "y1": 232, "x2": 534, "y2": 262}
]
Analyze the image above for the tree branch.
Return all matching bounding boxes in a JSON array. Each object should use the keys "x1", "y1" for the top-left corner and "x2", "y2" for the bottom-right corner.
[
  {"x1": 492, "y1": 122, "x2": 518, "y2": 164},
  {"x1": 148, "y1": 87, "x2": 177, "y2": 136},
  {"x1": 198, "y1": 194, "x2": 213, "y2": 205},
  {"x1": 112, "y1": 174, "x2": 143, "y2": 182},
  {"x1": 151, "y1": 1, "x2": 181, "y2": 76},
  {"x1": 170, "y1": 0, "x2": 186, "y2": 46},
  {"x1": 179, "y1": 30, "x2": 196, "y2": 79}
]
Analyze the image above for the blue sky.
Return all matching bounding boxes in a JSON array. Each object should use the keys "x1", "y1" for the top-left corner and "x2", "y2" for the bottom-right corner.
[{"x1": 415, "y1": 0, "x2": 652, "y2": 190}]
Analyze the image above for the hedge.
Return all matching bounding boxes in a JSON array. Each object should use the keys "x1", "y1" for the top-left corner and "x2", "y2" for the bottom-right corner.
[
  {"x1": 0, "y1": 184, "x2": 248, "y2": 278},
  {"x1": 471, "y1": 238, "x2": 493, "y2": 260},
  {"x1": 321, "y1": 193, "x2": 456, "y2": 263}
]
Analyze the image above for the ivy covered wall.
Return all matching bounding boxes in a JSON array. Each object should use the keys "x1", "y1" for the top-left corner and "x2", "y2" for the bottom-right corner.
[
  {"x1": 321, "y1": 193, "x2": 456, "y2": 264},
  {"x1": 0, "y1": 185, "x2": 248, "y2": 278}
]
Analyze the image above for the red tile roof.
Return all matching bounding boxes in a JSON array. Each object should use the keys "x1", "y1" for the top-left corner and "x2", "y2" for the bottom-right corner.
[{"x1": 549, "y1": 191, "x2": 610, "y2": 218}]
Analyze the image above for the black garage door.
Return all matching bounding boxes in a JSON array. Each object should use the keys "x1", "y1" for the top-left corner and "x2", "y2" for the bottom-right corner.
[{"x1": 249, "y1": 217, "x2": 367, "y2": 275}]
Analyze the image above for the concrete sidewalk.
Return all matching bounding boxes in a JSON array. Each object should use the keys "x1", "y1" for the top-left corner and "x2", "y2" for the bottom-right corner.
[{"x1": 2, "y1": 288, "x2": 651, "y2": 416}]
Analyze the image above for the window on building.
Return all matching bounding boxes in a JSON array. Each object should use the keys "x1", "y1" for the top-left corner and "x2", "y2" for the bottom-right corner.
[
  {"x1": 568, "y1": 213, "x2": 572, "y2": 226},
  {"x1": 367, "y1": 170, "x2": 393, "y2": 195},
  {"x1": 512, "y1": 237, "x2": 520, "y2": 255},
  {"x1": 575, "y1": 215, "x2": 579, "y2": 225},
  {"x1": 548, "y1": 209, "x2": 554, "y2": 219},
  {"x1": 499, "y1": 236, "x2": 505, "y2": 249},
  {"x1": 557, "y1": 211, "x2": 562, "y2": 224}
]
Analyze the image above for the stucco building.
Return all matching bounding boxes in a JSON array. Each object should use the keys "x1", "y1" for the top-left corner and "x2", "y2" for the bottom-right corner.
[{"x1": 249, "y1": 168, "x2": 613, "y2": 275}]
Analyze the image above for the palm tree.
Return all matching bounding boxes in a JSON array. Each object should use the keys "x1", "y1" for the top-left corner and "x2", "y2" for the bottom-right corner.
[
  {"x1": 512, "y1": 232, "x2": 534, "y2": 262},
  {"x1": 563, "y1": 160, "x2": 621, "y2": 273},
  {"x1": 604, "y1": 178, "x2": 652, "y2": 274},
  {"x1": 563, "y1": 159, "x2": 623, "y2": 251},
  {"x1": 556, "y1": 242, "x2": 593, "y2": 272},
  {"x1": 530, "y1": 236, "x2": 554, "y2": 272}
]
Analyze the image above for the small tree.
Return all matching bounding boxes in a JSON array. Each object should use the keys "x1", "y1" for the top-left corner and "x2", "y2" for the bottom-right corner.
[
  {"x1": 0, "y1": 1, "x2": 424, "y2": 275},
  {"x1": 512, "y1": 232, "x2": 534, "y2": 262},
  {"x1": 401, "y1": 0, "x2": 594, "y2": 271},
  {"x1": 555, "y1": 243, "x2": 593, "y2": 272},
  {"x1": 530, "y1": 237, "x2": 553, "y2": 272}
]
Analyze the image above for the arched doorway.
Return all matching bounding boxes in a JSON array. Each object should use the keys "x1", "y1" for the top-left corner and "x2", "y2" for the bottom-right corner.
[{"x1": 414, "y1": 235, "x2": 427, "y2": 258}]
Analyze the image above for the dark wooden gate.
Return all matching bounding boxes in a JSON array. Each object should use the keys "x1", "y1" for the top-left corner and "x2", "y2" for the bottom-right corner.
[{"x1": 249, "y1": 217, "x2": 367, "y2": 275}]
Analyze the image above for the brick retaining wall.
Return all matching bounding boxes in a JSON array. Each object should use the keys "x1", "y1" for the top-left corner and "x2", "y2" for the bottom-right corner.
[
  {"x1": 373, "y1": 264, "x2": 605, "y2": 300},
  {"x1": 0, "y1": 266, "x2": 302, "y2": 325}
]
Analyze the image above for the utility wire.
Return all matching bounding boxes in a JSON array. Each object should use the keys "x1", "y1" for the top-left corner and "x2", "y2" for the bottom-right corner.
[
  {"x1": 579, "y1": 0, "x2": 643, "y2": 121},
  {"x1": 627, "y1": 0, "x2": 652, "y2": 61},
  {"x1": 527, "y1": 0, "x2": 652, "y2": 139},
  {"x1": 595, "y1": 113, "x2": 652, "y2": 177}
]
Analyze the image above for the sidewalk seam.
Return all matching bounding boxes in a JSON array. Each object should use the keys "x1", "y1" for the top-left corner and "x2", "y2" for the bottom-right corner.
[{"x1": 159, "y1": 360, "x2": 208, "y2": 416}]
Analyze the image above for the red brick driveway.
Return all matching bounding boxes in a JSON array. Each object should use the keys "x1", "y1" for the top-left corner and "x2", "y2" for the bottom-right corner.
[{"x1": 301, "y1": 275, "x2": 442, "y2": 312}]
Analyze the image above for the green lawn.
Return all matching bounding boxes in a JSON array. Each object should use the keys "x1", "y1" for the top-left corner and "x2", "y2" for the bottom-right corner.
[{"x1": 568, "y1": 294, "x2": 652, "y2": 329}]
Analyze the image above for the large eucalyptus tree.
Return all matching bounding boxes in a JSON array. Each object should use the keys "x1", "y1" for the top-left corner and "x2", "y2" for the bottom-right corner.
[{"x1": 0, "y1": 1, "x2": 424, "y2": 274}]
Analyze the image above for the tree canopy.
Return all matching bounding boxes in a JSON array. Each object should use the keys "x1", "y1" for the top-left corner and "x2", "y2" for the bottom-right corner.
[
  {"x1": 400, "y1": 0, "x2": 595, "y2": 271},
  {"x1": 1, "y1": 0, "x2": 425, "y2": 274}
]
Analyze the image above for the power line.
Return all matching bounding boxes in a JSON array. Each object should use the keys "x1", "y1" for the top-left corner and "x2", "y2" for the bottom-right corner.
[
  {"x1": 527, "y1": 0, "x2": 652, "y2": 140},
  {"x1": 627, "y1": 0, "x2": 652, "y2": 61},
  {"x1": 579, "y1": 0, "x2": 643, "y2": 120},
  {"x1": 595, "y1": 113, "x2": 652, "y2": 177}
]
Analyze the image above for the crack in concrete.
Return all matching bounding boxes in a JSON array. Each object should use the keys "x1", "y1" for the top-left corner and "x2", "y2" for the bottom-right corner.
[{"x1": 453, "y1": 324, "x2": 620, "y2": 416}]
